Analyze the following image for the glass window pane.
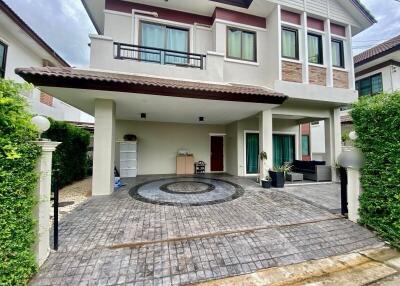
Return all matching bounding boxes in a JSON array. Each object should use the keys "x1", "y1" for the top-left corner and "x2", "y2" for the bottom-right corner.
[
  {"x1": 140, "y1": 22, "x2": 165, "y2": 62},
  {"x1": 371, "y1": 74, "x2": 383, "y2": 95},
  {"x1": 360, "y1": 78, "x2": 371, "y2": 96},
  {"x1": 282, "y1": 29, "x2": 297, "y2": 59},
  {"x1": 0, "y1": 43, "x2": 5, "y2": 67},
  {"x1": 331, "y1": 41, "x2": 343, "y2": 67},
  {"x1": 302, "y1": 135, "x2": 310, "y2": 156},
  {"x1": 227, "y1": 28, "x2": 242, "y2": 59},
  {"x1": 166, "y1": 27, "x2": 189, "y2": 64},
  {"x1": 308, "y1": 34, "x2": 322, "y2": 64},
  {"x1": 242, "y1": 32, "x2": 256, "y2": 61}
]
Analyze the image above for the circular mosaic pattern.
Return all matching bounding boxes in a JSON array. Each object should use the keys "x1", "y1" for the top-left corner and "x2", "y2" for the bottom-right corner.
[
  {"x1": 129, "y1": 177, "x2": 244, "y2": 206},
  {"x1": 160, "y1": 181, "x2": 215, "y2": 194}
]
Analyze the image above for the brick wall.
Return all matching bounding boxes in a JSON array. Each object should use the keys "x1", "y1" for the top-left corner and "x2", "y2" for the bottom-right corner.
[
  {"x1": 309, "y1": 66, "x2": 326, "y2": 86},
  {"x1": 40, "y1": 92, "x2": 53, "y2": 107},
  {"x1": 333, "y1": 70, "x2": 349, "y2": 89},
  {"x1": 282, "y1": 61, "x2": 302, "y2": 83}
]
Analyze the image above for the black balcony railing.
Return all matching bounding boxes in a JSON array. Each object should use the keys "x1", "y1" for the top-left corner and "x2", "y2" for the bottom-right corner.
[{"x1": 114, "y1": 42, "x2": 206, "y2": 70}]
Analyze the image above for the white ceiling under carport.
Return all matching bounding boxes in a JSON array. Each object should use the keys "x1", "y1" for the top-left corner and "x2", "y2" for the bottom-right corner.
[{"x1": 41, "y1": 86, "x2": 278, "y2": 124}]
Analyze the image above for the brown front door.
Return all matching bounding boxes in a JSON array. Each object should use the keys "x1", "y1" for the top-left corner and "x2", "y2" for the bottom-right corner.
[{"x1": 211, "y1": 136, "x2": 224, "y2": 172}]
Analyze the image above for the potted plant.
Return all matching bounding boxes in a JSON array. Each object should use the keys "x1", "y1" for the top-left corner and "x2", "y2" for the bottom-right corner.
[
  {"x1": 269, "y1": 162, "x2": 292, "y2": 188},
  {"x1": 261, "y1": 175, "x2": 272, "y2": 188},
  {"x1": 259, "y1": 151, "x2": 271, "y2": 189}
]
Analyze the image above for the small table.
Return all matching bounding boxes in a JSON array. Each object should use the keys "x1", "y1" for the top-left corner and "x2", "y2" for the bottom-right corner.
[{"x1": 286, "y1": 172, "x2": 304, "y2": 182}]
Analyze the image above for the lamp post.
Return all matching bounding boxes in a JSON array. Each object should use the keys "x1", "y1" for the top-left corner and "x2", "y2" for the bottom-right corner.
[{"x1": 31, "y1": 115, "x2": 51, "y2": 140}]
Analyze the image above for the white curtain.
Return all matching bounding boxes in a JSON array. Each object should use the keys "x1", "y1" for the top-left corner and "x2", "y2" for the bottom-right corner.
[
  {"x1": 282, "y1": 30, "x2": 296, "y2": 59},
  {"x1": 308, "y1": 35, "x2": 320, "y2": 64},
  {"x1": 228, "y1": 29, "x2": 242, "y2": 59},
  {"x1": 242, "y1": 32, "x2": 255, "y2": 61},
  {"x1": 140, "y1": 23, "x2": 165, "y2": 62},
  {"x1": 166, "y1": 28, "x2": 189, "y2": 64}
]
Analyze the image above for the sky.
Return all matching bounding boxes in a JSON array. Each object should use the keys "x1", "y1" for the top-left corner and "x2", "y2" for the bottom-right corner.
[{"x1": 4, "y1": 0, "x2": 400, "y2": 67}]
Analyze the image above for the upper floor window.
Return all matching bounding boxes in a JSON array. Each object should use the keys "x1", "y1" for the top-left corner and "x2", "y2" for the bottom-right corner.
[
  {"x1": 355, "y1": 73, "x2": 383, "y2": 97},
  {"x1": 331, "y1": 39, "x2": 344, "y2": 68},
  {"x1": 0, "y1": 41, "x2": 7, "y2": 78},
  {"x1": 140, "y1": 21, "x2": 189, "y2": 64},
  {"x1": 227, "y1": 27, "x2": 257, "y2": 62},
  {"x1": 308, "y1": 33, "x2": 323, "y2": 65},
  {"x1": 281, "y1": 27, "x2": 299, "y2": 60}
]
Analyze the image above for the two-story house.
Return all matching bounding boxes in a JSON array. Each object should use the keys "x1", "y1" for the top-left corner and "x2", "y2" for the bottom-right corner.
[
  {"x1": 0, "y1": 0, "x2": 93, "y2": 123},
  {"x1": 16, "y1": 0, "x2": 375, "y2": 196}
]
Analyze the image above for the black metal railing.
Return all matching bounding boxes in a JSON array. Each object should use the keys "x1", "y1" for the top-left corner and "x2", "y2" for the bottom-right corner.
[{"x1": 114, "y1": 42, "x2": 206, "y2": 70}]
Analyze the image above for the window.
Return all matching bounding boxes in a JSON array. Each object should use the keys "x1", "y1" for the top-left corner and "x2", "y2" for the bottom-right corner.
[
  {"x1": 302, "y1": 135, "x2": 310, "y2": 156},
  {"x1": 281, "y1": 27, "x2": 299, "y2": 60},
  {"x1": 355, "y1": 73, "x2": 383, "y2": 97},
  {"x1": 140, "y1": 21, "x2": 189, "y2": 64},
  {"x1": 0, "y1": 41, "x2": 7, "y2": 78},
  {"x1": 227, "y1": 27, "x2": 257, "y2": 62},
  {"x1": 308, "y1": 33, "x2": 323, "y2": 64},
  {"x1": 331, "y1": 39, "x2": 344, "y2": 68}
]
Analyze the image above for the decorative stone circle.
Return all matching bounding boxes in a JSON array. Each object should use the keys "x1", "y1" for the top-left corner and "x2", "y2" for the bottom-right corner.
[
  {"x1": 160, "y1": 181, "x2": 215, "y2": 194},
  {"x1": 129, "y1": 177, "x2": 244, "y2": 206}
]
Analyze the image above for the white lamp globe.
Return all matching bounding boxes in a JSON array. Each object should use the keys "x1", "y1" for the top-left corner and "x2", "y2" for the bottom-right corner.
[
  {"x1": 349, "y1": 131, "x2": 358, "y2": 141},
  {"x1": 31, "y1": 115, "x2": 50, "y2": 138}
]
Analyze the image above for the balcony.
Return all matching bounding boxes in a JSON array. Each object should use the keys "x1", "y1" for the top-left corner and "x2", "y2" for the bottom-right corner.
[{"x1": 114, "y1": 42, "x2": 207, "y2": 70}]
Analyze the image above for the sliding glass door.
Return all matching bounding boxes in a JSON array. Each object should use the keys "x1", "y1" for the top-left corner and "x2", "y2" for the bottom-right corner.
[
  {"x1": 140, "y1": 22, "x2": 189, "y2": 64},
  {"x1": 273, "y1": 134, "x2": 295, "y2": 167},
  {"x1": 245, "y1": 133, "x2": 259, "y2": 174}
]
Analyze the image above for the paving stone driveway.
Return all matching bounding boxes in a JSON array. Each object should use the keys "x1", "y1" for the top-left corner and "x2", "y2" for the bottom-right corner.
[{"x1": 30, "y1": 174, "x2": 382, "y2": 286}]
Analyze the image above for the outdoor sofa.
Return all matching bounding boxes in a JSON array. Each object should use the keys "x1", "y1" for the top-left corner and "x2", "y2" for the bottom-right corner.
[{"x1": 292, "y1": 160, "x2": 332, "y2": 182}]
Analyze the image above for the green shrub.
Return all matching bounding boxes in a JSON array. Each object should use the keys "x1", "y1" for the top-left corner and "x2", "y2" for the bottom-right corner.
[
  {"x1": 351, "y1": 92, "x2": 400, "y2": 248},
  {"x1": 0, "y1": 80, "x2": 40, "y2": 285},
  {"x1": 43, "y1": 119, "x2": 90, "y2": 190}
]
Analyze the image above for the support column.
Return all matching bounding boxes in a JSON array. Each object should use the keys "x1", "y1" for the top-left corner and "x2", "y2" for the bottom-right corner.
[
  {"x1": 347, "y1": 168, "x2": 362, "y2": 222},
  {"x1": 92, "y1": 99, "x2": 116, "y2": 196},
  {"x1": 325, "y1": 108, "x2": 342, "y2": 182},
  {"x1": 259, "y1": 110, "x2": 273, "y2": 180},
  {"x1": 34, "y1": 140, "x2": 60, "y2": 267}
]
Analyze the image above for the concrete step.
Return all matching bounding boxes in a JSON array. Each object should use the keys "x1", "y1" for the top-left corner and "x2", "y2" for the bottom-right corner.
[{"x1": 194, "y1": 246, "x2": 400, "y2": 286}]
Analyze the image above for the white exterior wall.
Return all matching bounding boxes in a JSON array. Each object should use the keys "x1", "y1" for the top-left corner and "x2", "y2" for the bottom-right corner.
[
  {"x1": 115, "y1": 120, "x2": 226, "y2": 175},
  {"x1": 0, "y1": 19, "x2": 93, "y2": 122},
  {"x1": 91, "y1": 3, "x2": 359, "y2": 104}
]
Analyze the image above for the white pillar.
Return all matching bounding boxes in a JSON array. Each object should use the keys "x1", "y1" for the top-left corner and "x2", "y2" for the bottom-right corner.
[
  {"x1": 325, "y1": 19, "x2": 334, "y2": 87},
  {"x1": 301, "y1": 12, "x2": 309, "y2": 84},
  {"x1": 33, "y1": 140, "x2": 60, "y2": 267},
  {"x1": 92, "y1": 99, "x2": 116, "y2": 196},
  {"x1": 324, "y1": 108, "x2": 341, "y2": 181},
  {"x1": 259, "y1": 110, "x2": 273, "y2": 180},
  {"x1": 347, "y1": 168, "x2": 362, "y2": 222}
]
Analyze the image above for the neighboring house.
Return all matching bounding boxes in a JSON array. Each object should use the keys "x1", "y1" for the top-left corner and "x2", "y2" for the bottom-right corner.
[
  {"x1": 0, "y1": 0, "x2": 93, "y2": 123},
  {"x1": 16, "y1": 0, "x2": 375, "y2": 195}
]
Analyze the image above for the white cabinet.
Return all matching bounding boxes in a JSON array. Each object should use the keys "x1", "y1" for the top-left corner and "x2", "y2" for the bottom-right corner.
[{"x1": 119, "y1": 141, "x2": 137, "y2": 178}]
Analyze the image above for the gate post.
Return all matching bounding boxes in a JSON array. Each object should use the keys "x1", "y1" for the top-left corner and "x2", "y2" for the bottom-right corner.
[
  {"x1": 33, "y1": 140, "x2": 60, "y2": 267},
  {"x1": 347, "y1": 168, "x2": 362, "y2": 222}
]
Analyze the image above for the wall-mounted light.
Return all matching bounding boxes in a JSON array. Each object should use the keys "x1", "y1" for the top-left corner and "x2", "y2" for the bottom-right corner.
[
  {"x1": 141, "y1": 113, "x2": 147, "y2": 119},
  {"x1": 199, "y1": 116, "x2": 205, "y2": 122}
]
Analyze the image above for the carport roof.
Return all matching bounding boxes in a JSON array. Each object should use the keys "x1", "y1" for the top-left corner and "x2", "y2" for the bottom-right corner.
[{"x1": 15, "y1": 67, "x2": 287, "y2": 104}]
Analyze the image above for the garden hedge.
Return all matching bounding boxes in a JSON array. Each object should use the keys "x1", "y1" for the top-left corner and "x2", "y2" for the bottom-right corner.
[
  {"x1": 0, "y1": 80, "x2": 40, "y2": 285},
  {"x1": 351, "y1": 91, "x2": 400, "y2": 248},
  {"x1": 43, "y1": 119, "x2": 90, "y2": 190}
]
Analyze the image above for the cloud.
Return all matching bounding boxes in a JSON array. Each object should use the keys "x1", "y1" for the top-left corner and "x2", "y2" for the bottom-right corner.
[
  {"x1": 353, "y1": 0, "x2": 400, "y2": 54},
  {"x1": 4, "y1": 0, "x2": 96, "y2": 67}
]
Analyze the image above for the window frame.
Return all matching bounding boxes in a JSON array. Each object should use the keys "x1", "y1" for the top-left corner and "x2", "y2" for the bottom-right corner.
[
  {"x1": 307, "y1": 33, "x2": 323, "y2": 65},
  {"x1": 355, "y1": 73, "x2": 383, "y2": 97},
  {"x1": 0, "y1": 40, "x2": 7, "y2": 79},
  {"x1": 331, "y1": 39, "x2": 345, "y2": 68},
  {"x1": 139, "y1": 20, "x2": 190, "y2": 52},
  {"x1": 281, "y1": 27, "x2": 299, "y2": 60},
  {"x1": 226, "y1": 26, "x2": 257, "y2": 62}
]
